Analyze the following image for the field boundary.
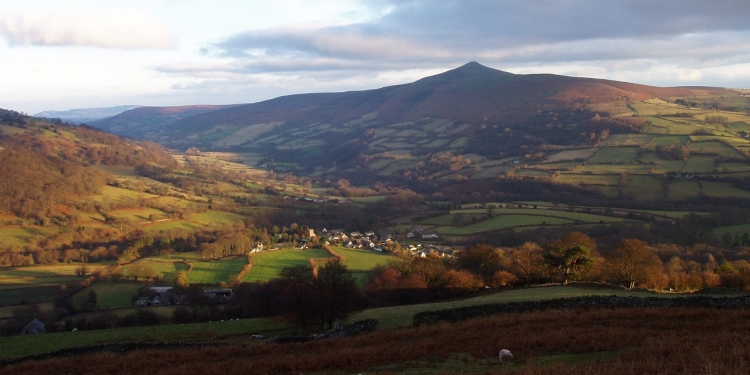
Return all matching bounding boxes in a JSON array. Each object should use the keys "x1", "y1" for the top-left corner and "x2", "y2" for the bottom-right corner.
[{"x1": 413, "y1": 294, "x2": 750, "y2": 326}]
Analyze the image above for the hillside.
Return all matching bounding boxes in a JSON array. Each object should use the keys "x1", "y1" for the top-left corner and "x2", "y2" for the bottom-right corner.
[
  {"x1": 85, "y1": 63, "x2": 750, "y2": 192},
  {"x1": 88, "y1": 104, "x2": 231, "y2": 141}
]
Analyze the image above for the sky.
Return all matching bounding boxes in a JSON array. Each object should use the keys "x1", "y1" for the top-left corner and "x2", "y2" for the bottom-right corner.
[{"x1": 2, "y1": 0, "x2": 750, "y2": 115}]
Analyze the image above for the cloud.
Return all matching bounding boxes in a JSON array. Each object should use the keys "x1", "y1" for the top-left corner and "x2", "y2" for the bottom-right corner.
[
  {"x1": 0, "y1": 10, "x2": 176, "y2": 49},
  {"x1": 157, "y1": 0, "x2": 750, "y2": 95},
  {"x1": 194, "y1": 0, "x2": 750, "y2": 80}
]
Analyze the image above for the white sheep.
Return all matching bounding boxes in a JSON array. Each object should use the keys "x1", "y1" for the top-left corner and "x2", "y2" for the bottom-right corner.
[{"x1": 499, "y1": 349, "x2": 514, "y2": 361}]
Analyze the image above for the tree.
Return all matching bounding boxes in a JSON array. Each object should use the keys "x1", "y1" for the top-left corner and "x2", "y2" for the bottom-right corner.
[
  {"x1": 279, "y1": 265, "x2": 315, "y2": 334},
  {"x1": 174, "y1": 270, "x2": 189, "y2": 288},
  {"x1": 544, "y1": 232, "x2": 599, "y2": 284},
  {"x1": 511, "y1": 242, "x2": 546, "y2": 285},
  {"x1": 545, "y1": 245, "x2": 593, "y2": 284},
  {"x1": 456, "y1": 244, "x2": 506, "y2": 284},
  {"x1": 605, "y1": 239, "x2": 663, "y2": 290},
  {"x1": 313, "y1": 260, "x2": 364, "y2": 329},
  {"x1": 75, "y1": 264, "x2": 90, "y2": 276}
]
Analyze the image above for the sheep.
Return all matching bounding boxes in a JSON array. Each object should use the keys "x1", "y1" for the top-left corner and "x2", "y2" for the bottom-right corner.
[{"x1": 499, "y1": 349, "x2": 514, "y2": 362}]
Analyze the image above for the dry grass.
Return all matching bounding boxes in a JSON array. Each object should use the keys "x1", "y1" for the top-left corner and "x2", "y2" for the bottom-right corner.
[{"x1": 3, "y1": 307, "x2": 750, "y2": 374}]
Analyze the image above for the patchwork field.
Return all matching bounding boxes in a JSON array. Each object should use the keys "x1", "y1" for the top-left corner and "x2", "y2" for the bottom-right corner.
[
  {"x1": 187, "y1": 256, "x2": 248, "y2": 284},
  {"x1": 329, "y1": 247, "x2": 396, "y2": 284},
  {"x1": 243, "y1": 248, "x2": 332, "y2": 283}
]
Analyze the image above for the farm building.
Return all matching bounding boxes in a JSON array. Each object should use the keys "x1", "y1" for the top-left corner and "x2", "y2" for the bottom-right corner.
[{"x1": 21, "y1": 318, "x2": 45, "y2": 335}]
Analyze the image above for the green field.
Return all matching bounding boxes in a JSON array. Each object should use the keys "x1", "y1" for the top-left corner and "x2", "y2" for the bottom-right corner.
[
  {"x1": 587, "y1": 147, "x2": 639, "y2": 164},
  {"x1": 667, "y1": 181, "x2": 702, "y2": 201},
  {"x1": 701, "y1": 181, "x2": 750, "y2": 199},
  {"x1": 599, "y1": 134, "x2": 655, "y2": 146},
  {"x1": 424, "y1": 208, "x2": 628, "y2": 227},
  {"x1": 622, "y1": 175, "x2": 664, "y2": 201},
  {"x1": 76, "y1": 282, "x2": 141, "y2": 309},
  {"x1": 0, "y1": 286, "x2": 62, "y2": 306},
  {"x1": 190, "y1": 210, "x2": 246, "y2": 226},
  {"x1": 0, "y1": 316, "x2": 287, "y2": 361},
  {"x1": 124, "y1": 259, "x2": 190, "y2": 281},
  {"x1": 688, "y1": 141, "x2": 743, "y2": 158},
  {"x1": 0, "y1": 264, "x2": 104, "y2": 281},
  {"x1": 331, "y1": 247, "x2": 397, "y2": 285},
  {"x1": 683, "y1": 155, "x2": 716, "y2": 173},
  {"x1": 243, "y1": 248, "x2": 332, "y2": 282},
  {"x1": 556, "y1": 173, "x2": 620, "y2": 186},
  {"x1": 186, "y1": 256, "x2": 248, "y2": 284},
  {"x1": 347, "y1": 285, "x2": 685, "y2": 329},
  {"x1": 435, "y1": 215, "x2": 574, "y2": 235},
  {"x1": 0, "y1": 226, "x2": 59, "y2": 247},
  {"x1": 714, "y1": 224, "x2": 750, "y2": 236}
]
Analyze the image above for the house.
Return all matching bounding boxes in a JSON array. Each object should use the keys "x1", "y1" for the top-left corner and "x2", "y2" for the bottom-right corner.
[
  {"x1": 364, "y1": 231, "x2": 375, "y2": 237},
  {"x1": 309, "y1": 229, "x2": 316, "y2": 238},
  {"x1": 21, "y1": 318, "x2": 45, "y2": 335},
  {"x1": 204, "y1": 288, "x2": 233, "y2": 303},
  {"x1": 422, "y1": 231, "x2": 439, "y2": 240}
]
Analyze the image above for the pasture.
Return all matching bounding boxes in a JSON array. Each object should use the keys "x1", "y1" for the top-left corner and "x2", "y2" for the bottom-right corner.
[
  {"x1": 422, "y1": 208, "x2": 628, "y2": 228},
  {"x1": 0, "y1": 316, "x2": 287, "y2": 361},
  {"x1": 555, "y1": 173, "x2": 620, "y2": 186},
  {"x1": 683, "y1": 155, "x2": 716, "y2": 173},
  {"x1": 190, "y1": 210, "x2": 246, "y2": 226},
  {"x1": 542, "y1": 148, "x2": 597, "y2": 163},
  {"x1": 347, "y1": 285, "x2": 674, "y2": 329},
  {"x1": 667, "y1": 181, "x2": 702, "y2": 201},
  {"x1": 124, "y1": 259, "x2": 190, "y2": 282},
  {"x1": 243, "y1": 248, "x2": 331, "y2": 283},
  {"x1": 76, "y1": 282, "x2": 141, "y2": 309},
  {"x1": 688, "y1": 141, "x2": 743, "y2": 158},
  {"x1": 330, "y1": 247, "x2": 396, "y2": 285},
  {"x1": 621, "y1": 175, "x2": 664, "y2": 201},
  {"x1": 187, "y1": 256, "x2": 248, "y2": 284},
  {"x1": 587, "y1": 147, "x2": 639, "y2": 164},
  {"x1": 435, "y1": 215, "x2": 574, "y2": 235},
  {"x1": 701, "y1": 181, "x2": 750, "y2": 199},
  {"x1": 0, "y1": 226, "x2": 58, "y2": 247}
]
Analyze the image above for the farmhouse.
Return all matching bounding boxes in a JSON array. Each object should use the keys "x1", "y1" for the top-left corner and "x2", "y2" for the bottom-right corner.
[{"x1": 20, "y1": 318, "x2": 45, "y2": 335}]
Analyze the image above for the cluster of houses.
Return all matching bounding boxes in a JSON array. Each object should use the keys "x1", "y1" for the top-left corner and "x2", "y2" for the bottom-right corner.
[
  {"x1": 294, "y1": 227, "x2": 452, "y2": 258},
  {"x1": 406, "y1": 226, "x2": 440, "y2": 240},
  {"x1": 315, "y1": 229, "x2": 386, "y2": 251},
  {"x1": 406, "y1": 244, "x2": 455, "y2": 258}
]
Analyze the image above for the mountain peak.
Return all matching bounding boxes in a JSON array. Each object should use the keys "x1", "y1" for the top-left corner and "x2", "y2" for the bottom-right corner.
[{"x1": 454, "y1": 61, "x2": 513, "y2": 76}]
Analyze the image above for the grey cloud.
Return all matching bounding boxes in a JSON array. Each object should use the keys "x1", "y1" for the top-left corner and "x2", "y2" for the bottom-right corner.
[
  {"x1": 165, "y1": 0, "x2": 750, "y2": 93},
  {"x1": 215, "y1": 0, "x2": 750, "y2": 61}
]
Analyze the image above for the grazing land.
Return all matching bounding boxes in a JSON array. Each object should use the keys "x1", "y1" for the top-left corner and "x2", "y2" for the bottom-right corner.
[
  {"x1": 243, "y1": 248, "x2": 332, "y2": 282},
  {"x1": 2, "y1": 307, "x2": 748, "y2": 375}
]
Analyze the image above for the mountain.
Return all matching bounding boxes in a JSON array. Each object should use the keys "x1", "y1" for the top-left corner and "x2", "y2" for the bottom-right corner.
[
  {"x1": 34, "y1": 105, "x2": 141, "y2": 124},
  {"x1": 84, "y1": 63, "x2": 750, "y2": 190},
  {"x1": 151, "y1": 62, "x2": 700, "y2": 144},
  {"x1": 88, "y1": 104, "x2": 231, "y2": 140}
]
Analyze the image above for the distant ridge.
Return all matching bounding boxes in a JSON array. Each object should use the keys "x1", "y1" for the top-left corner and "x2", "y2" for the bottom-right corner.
[
  {"x1": 85, "y1": 62, "x2": 734, "y2": 151},
  {"x1": 35, "y1": 105, "x2": 141, "y2": 124},
  {"x1": 89, "y1": 104, "x2": 232, "y2": 140}
]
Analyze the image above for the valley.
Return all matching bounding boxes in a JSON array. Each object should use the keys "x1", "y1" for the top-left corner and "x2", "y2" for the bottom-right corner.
[{"x1": 4, "y1": 63, "x2": 750, "y2": 374}]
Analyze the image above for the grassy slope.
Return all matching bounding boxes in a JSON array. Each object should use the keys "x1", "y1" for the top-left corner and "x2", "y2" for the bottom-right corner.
[
  {"x1": 0, "y1": 316, "x2": 287, "y2": 361},
  {"x1": 347, "y1": 285, "x2": 696, "y2": 329}
]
